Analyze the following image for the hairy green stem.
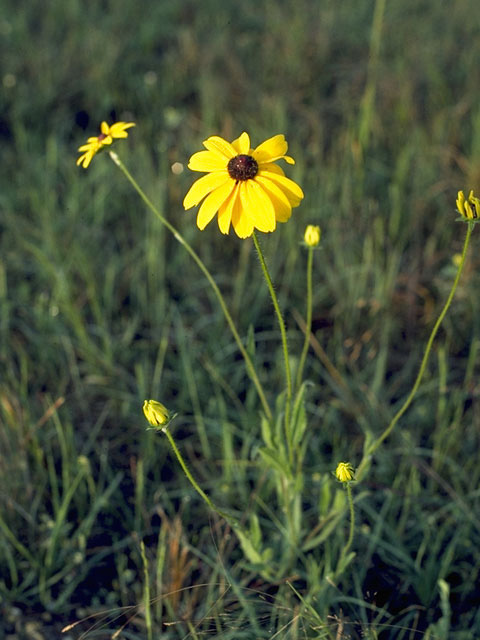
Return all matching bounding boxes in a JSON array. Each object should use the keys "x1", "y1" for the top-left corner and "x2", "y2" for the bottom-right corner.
[
  {"x1": 343, "y1": 483, "x2": 355, "y2": 557},
  {"x1": 357, "y1": 221, "x2": 474, "y2": 480},
  {"x1": 252, "y1": 231, "x2": 293, "y2": 463},
  {"x1": 164, "y1": 429, "x2": 236, "y2": 526},
  {"x1": 296, "y1": 246, "x2": 314, "y2": 390},
  {"x1": 140, "y1": 540, "x2": 153, "y2": 640},
  {"x1": 337, "y1": 482, "x2": 355, "y2": 574},
  {"x1": 109, "y1": 151, "x2": 272, "y2": 421}
]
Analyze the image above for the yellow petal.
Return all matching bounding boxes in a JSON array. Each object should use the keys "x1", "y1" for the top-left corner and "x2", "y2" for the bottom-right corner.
[
  {"x1": 253, "y1": 135, "x2": 288, "y2": 164},
  {"x1": 456, "y1": 191, "x2": 465, "y2": 216},
  {"x1": 109, "y1": 129, "x2": 127, "y2": 139},
  {"x1": 78, "y1": 142, "x2": 96, "y2": 152},
  {"x1": 183, "y1": 172, "x2": 231, "y2": 209},
  {"x1": 77, "y1": 150, "x2": 94, "y2": 168},
  {"x1": 240, "y1": 180, "x2": 276, "y2": 233},
  {"x1": 255, "y1": 175, "x2": 292, "y2": 223},
  {"x1": 258, "y1": 162, "x2": 285, "y2": 176},
  {"x1": 203, "y1": 136, "x2": 237, "y2": 159},
  {"x1": 217, "y1": 183, "x2": 240, "y2": 234},
  {"x1": 196, "y1": 180, "x2": 236, "y2": 230},
  {"x1": 232, "y1": 189, "x2": 254, "y2": 238},
  {"x1": 101, "y1": 121, "x2": 109, "y2": 135},
  {"x1": 231, "y1": 132, "x2": 251, "y2": 155},
  {"x1": 110, "y1": 122, "x2": 135, "y2": 138},
  {"x1": 258, "y1": 170, "x2": 304, "y2": 207},
  {"x1": 188, "y1": 150, "x2": 227, "y2": 172}
]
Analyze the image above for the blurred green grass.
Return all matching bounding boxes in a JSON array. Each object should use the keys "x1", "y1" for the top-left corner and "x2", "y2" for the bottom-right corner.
[{"x1": 1, "y1": 0, "x2": 480, "y2": 637}]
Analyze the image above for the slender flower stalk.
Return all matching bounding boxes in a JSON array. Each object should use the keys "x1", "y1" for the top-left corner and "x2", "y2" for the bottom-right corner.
[
  {"x1": 343, "y1": 483, "x2": 355, "y2": 556},
  {"x1": 356, "y1": 220, "x2": 475, "y2": 481},
  {"x1": 163, "y1": 428, "x2": 236, "y2": 525},
  {"x1": 143, "y1": 400, "x2": 236, "y2": 525},
  {"x1": 252, "y1": 231, "x2": 293, "y2": 461},
  {"x1": 335, "y1": 462, "x2": 356, "y2": 562},
  {"x1": 140, "y1": 541, "x2": 153, "y2": 640},
  {"x1": 296, "y1": 227, "x2": 320, "y2": 389},
  {"x1": 110, "y1": 151, "x2": 272, "y2": 421}
]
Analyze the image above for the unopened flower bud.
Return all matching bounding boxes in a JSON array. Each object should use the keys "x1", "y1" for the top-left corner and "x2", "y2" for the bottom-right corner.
[
  {"x1": 143, "y1": 399, "x2": 170, "y2": 429},
  {"x1": 335, "y1": 461, "x2": 355, "y2": 483},
  {"x1": 304, "y1": 225, "x2": 321, "y2": 247},
  {"x1": 456, "y1": 190, "x2": 480, "y2": 221}
]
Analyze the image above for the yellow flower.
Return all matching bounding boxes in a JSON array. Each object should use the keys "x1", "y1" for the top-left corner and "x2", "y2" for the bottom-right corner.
[
  {"x1": 76, "y1": 138, "x2": 103, "y2": 169},
  {"x1": 143, "y1": 399, "x2": 170, "y2": 429},
  {"x1": 183, "y1": 132, "x2": 304, "y2": 238},
  {"x1": 335, "y1": 461, "x2": 355, "y2": 483},
  {"x1": 304, "y1": 224, "x2": 321, "y2": 247},
  {"x1": 456, "y1": 190, "x2": 480, "y2": 221},
  {"x1": 77, "y1": 120, "x2": 136, "y2": 168}
]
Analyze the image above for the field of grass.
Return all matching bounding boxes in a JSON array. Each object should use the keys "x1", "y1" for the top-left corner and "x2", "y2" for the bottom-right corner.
[{"x1": 2, "y1": 0, "x2": 480, "y2": 638}]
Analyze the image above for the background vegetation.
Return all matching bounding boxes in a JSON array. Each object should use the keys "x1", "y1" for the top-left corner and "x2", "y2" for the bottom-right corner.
[{"x1": 1, "y1": 0, "x2": 480, "y2": 637}]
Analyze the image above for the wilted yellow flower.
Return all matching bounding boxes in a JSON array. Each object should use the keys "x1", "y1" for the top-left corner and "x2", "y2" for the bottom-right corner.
[
  {"x1": 77, "y1": 121, "x2": 135, "y2": 168},
  {"x1": 456, "y1": 190, "x2": 480, "y2": 221},
  {"x1": 335, "y1": 461, "x2": 355, "y2": 483},
  {"x1": 304, "y1": 224, "x2": 321, "y2": 247},
  {"x1": 143, "y1": 399, "x2": 170, "y2": 429},
  {"x1": 183, "y1": 132, "x2": 304, "y2": 238}
]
